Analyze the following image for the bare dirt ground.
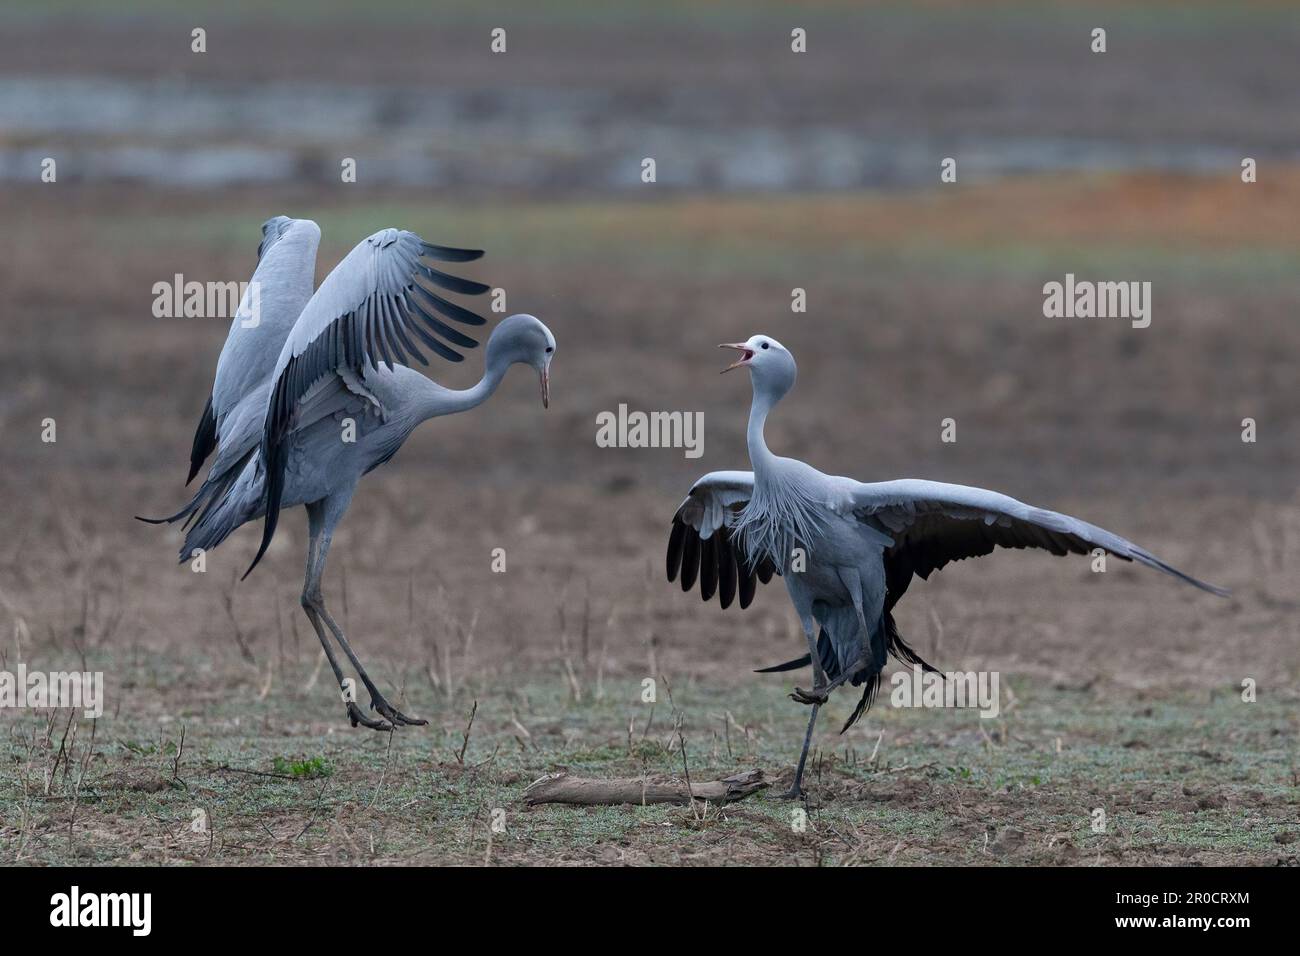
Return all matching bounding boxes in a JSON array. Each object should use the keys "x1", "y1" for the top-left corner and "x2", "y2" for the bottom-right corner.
[{"x1": 1, "y1": 2, "x2": 1298, "y2": 865}]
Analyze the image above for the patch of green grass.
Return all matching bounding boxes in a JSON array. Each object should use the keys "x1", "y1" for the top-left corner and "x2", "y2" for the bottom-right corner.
[{"x1": 270, "y1": 755, "x2": 334, "y2": 779}]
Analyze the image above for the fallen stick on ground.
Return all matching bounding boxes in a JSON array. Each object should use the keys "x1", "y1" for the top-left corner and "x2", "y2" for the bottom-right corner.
[{"x1": 523, "y1": 769, "x2": 768, "y2": 807}]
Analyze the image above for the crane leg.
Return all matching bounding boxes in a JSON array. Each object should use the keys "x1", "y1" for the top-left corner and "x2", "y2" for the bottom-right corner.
[
  {"x1": 791, "y1": 610, "x2": 829, "y2": 706},
  {"x1": 302, "y1": 602, "x2": 391, "y2": 730},
  {"x1": 302, "y1": 499, "x2": 425, "y2": 730},
  {"x1": 779, "y1": 702, "x2": 820, "y2": 800},
  {"x1": 297, "y1": 515, "x2": 384, "y2": 733},
  {"x1": 315, "y1": 603, "x2": 426, "y2": 727},
  {"x1": 817, "y1": 659, "x2": 865, "y2": 695}
]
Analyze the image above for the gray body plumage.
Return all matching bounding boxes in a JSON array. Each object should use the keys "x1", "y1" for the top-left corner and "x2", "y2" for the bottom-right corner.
[
  {"x1": 181, "y1": 350, "x2": 536, "y2": 559},
  {"x1": 182, "y1": 362, "x2": 418, "y2": 556},
  {"x1": 143, "y1": 216, "x2": 556, "y2": 732},
  {"x1": 667, "y1": 335, "x2": 1226, "y2": 797},
  {"x1": 153, "y1": 217, "x2": 551, "y2": 567}
]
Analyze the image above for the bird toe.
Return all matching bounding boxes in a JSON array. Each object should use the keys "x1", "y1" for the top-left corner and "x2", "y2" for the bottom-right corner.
[{"x1": 789, "y1": 687, "x2": 828, "y2": 705}]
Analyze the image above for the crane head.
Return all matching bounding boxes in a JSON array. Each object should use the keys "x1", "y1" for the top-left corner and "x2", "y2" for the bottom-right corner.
[
  {"x1": 488, "y1": 313, "x2": 555, "y2": 408},
  {"x1": 719, "y1": 335, "x2": 796, "y2": 399}
]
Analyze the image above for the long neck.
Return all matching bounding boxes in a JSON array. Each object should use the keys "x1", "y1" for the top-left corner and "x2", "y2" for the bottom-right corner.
[
  {"x1": 746, "y1": 381, "x2": 780, "y2": 476},
  {"x1": 417, "y1": 349, "x2": 510, "y2": 421}
]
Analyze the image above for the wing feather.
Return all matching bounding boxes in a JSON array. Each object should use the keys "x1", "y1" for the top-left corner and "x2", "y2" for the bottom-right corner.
[
  {"x1": 666, "y1": 471, "x2": 779, "y2": 610},
  {"x1": 243, "y1": 227, "x2": 492, "y2": 578},
  {"x1": 850, "y1": 478, "x2": 1227, "y2": 601},
  {"x1": 186, "y1": 216, "x2": 320, "y2": 485},
  {"x1": 699, "y1": 534, "x2": 719, "y2": 601},
  {"x1": 680, "y1": 529, "x2": 701, "y2": 592}
]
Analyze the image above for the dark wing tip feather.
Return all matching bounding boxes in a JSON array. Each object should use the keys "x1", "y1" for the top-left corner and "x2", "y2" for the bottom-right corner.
[
  {"x1": 699, "y1": 534, "x2": 719, "y2": 602},
  {"x1": 242, "y1": 439, "x2": 286, "y2": 581},
  {"x1": 881, "y1": 504, "x2": 1231, "y2": 605},
  {"x1": 679, "y1": 530, "x2": 700, "y2": 592},
  {"x1": 666, "y1": 519, "x2": 686, "y2": 583},
  {"x1": 668, "y1": 512, "x2": 758, "y2": 610},
  {"x1": 407, "y1": 285, "x2": 481, "y2": 350},
  {"x1": 274, "y1": 231, "x2": 490, "y2": 412},
  {"x1": 668, "y1": 490, "x2": 780, "y2": 610},
  {"x1": 417, "y1": 262, "x2": 491, "y2": 296},
  {"x1": 716, "y1": 533, "x2": 737, "y2": 609},
  {"x1": 412, "y1": 279, "x2": 488, "y2": 326},
  {"x1": 738, "y1": 565, "x2": 757, "y2": 609},
  {"x1": 420, "y1": 242, "x2": 484, "y2": 263},
  {"x1": 1136, "y1": 552, "x2": 1230, "y2": 597},
  {"x1": 248, "y1": 356, "x2": 302, "y2": 580},
  {"x1": 186, "y1": 395, "x2": 217, "y2": 486}
]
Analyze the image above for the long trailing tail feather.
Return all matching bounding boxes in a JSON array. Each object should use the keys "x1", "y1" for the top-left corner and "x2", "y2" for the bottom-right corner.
[
  {"x1": 755, "y1": 629, "x2": 839, "y2": 678},
  {"x1": 134, "y1": 504, "x2": 194, "y2": 525},
  {"x1": 887, "y1": 629, "x2": 943, "y2": 674},
  {"x1": 839, "y1": 671, "x2": 881, "y2": 734},
  {"x1": 139, "y1": 446, "x2": 256, "y2": 569},
  {"x1": 754, "y1": 654, "x2": 811, "y2": 674},
  {"x1": 839, "y1": 612, "x2": 926, "y2": 734},
  {"x1": 135, "y1": 462, "x2": 233, "y2": 527}
]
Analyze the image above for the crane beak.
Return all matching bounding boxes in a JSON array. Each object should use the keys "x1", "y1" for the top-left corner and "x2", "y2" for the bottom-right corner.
[
  {"x1": 540, "y1": 366, "x2": 550, "y2": 409},
  {"x1": 719, "y1": 343, "x2": 753, "y2": 373}
]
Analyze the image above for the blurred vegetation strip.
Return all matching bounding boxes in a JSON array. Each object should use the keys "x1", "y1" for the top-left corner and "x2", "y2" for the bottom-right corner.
[{"x1": 86, "y1": 170, "x2": 1300, "y2": 285}]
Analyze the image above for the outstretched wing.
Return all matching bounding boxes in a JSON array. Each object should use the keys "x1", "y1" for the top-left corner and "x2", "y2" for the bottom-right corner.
[
  {"x1": 243, "y1": 227, "x2": 491, "y2": 578},
  {"x1": 186, "y1": 215, "x2": 321, "y2": 484},
  {"x1": 758, "y1": 476, "x2": 1227, "y2": 696},
  {"x1": 666, "y1": 471, "x2": 778, "y2": 610},
  {"x1": 849, "y1": 478, "x2": 1229, "y2": 604}
]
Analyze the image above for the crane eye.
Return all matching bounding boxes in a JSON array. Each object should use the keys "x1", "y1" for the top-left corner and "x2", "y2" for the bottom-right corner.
[
  {"x1": 545, "y1": 346, "x2": 553, "y2": 353},
  {"x1": 761, "y1": 342, "x2": 769, "y2": 350}
]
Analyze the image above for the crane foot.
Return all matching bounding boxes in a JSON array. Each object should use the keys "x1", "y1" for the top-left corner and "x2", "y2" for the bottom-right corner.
[
  {"x1": 790, "y1": 686, "x2": 828, "y2": 705},
  {"x1": 775, "y1": 786, "x2": 805, "y2": 801},
  {"x1": 371, "y1": 695, "x2": 428, "y2": 727},
  {"x1": 346, "y1": 702, "x2": 393, "y2": 732}
]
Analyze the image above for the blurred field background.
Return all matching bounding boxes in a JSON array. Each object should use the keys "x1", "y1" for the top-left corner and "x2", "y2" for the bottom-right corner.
[{"x1": 1, "y1": 0, "x2": 1298, "y2": 865}]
